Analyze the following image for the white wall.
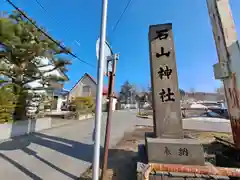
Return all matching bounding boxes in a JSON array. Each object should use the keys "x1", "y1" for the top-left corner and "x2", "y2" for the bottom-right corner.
[
  {"x1": 105, "y1": 97, "x2": 117, "y2": 111},
  {"x1": 0, "y1": 118, "x2": 52, "y2": 140},
  {"x1": 112, "y1": 98, "x2": 117, "y2": 111},
  {"x1": 121, "y1": 103, "x2": 138, "y2": 109},
  {"x1": 56, "y1": 96, "x2": 66, "y2": 112},
  {"x1": 0, "y1": 114, "x2": 94, "y2": 140},
  {"x1": 26, "y1": 57, "x2": 64, "y2": 89}
]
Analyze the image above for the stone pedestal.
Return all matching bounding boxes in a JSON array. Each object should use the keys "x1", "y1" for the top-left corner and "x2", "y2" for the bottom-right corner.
[
  {"x1": 139, "y1": 22, "x2": 209, "y2": 180},
  {"x1": 145, "y1": 137, "x2": 205, "y2": 165}
]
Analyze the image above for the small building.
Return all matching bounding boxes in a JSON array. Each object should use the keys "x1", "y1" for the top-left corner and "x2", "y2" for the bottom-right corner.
[{"x1": 68, "y1": 73, "x2": 118, "y2": 111}]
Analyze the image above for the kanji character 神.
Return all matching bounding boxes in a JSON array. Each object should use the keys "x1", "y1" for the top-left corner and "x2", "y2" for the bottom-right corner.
[{"x1": 158, "y1": 66, "x2": 172, "y2": 79}]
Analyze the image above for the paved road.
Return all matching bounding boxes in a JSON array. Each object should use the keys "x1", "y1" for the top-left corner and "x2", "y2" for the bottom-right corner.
[
  {"x1": 0, "y1": 110, "x2": 230, "y2": 180},
  {"x1": 138, "y1": 115, "x2": 231, "y2": 133},
  {"x1": 183, "y1": 117, "x2": 231, "y2": 133},
  {"x1": 0, "y1": 110, "x2": 150, "y2": 180}
]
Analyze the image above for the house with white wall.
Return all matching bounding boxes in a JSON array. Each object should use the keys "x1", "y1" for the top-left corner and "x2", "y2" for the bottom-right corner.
[
  {"x1": 68, "y1": 73, "x2": 118, "y2": 111},
  {"x1": 23, "y1": 57, "x2": 69, "y2": 112}
]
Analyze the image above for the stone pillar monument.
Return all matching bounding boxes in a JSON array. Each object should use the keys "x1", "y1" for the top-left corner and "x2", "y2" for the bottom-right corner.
[
  {"x1": 149, "y1": 23, "x2": 183, "y2": 139},
  {"x1": 145, "y1": 23, "x2": 205, "y2": 166}
]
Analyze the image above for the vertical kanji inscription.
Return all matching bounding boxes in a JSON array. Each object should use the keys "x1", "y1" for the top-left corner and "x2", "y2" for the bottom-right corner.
[{"x1": 149, "y1": 23, "x2": 183, "y2": 138}]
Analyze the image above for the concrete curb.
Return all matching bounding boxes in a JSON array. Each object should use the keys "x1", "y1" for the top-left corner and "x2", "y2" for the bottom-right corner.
[{"x1": 0, "y1": 114, "x2": 95, "y2": 141}]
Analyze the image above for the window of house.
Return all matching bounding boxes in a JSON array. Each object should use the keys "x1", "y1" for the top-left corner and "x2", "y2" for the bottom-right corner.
[{"x1": 83, "y1": 86, "x2": 91, "y2": 93}]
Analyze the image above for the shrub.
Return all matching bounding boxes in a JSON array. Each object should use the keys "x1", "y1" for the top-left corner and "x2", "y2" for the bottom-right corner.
[
  {"x1": 0, "y1": 84, "x2": 17, "y2": 123},
  {"x1": 0, "y1": 83, "x2": 32, "y2": 122},
  {"x1": 70, "y1": 96, "x2": 95, "y2": 116},
  {"x1": 137, "y1": 112, "x2": 148, "y2": 117}
]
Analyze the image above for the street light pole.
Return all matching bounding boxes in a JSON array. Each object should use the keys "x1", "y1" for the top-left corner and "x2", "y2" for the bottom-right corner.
[{"x1": 92, "y1": 0, "x2": 109, "y2": 179}]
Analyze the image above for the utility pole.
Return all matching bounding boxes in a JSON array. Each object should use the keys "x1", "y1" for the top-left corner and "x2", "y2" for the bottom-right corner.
[
  {"x1": 101, "y1": 54, "x2": 118, "y2": 180},
  {"x1": 206, "y1": 0, "x2": 240, "y2": 148}
]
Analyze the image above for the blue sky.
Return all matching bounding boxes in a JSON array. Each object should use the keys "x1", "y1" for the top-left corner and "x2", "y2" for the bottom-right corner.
[{"x1": 1, "y1": 0, "x2": 240, "y2": 92}]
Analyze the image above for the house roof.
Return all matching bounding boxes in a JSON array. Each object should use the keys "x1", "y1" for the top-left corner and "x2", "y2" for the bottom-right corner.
[
  {"x1": 85, "y1": 73, "x2": 97, "y2": 85},
  {"x1": 85, "y1": 74, "x2": 112, "y2": 95},
  {"x1": 70, "y1": 73, "x2": 110, "y2": 95},
  {"x1": 53, "y1": 89, "x2": 69, "y2": 96},
  {"x1": 70, "y1": 73, "x2": 95, "y2": 92},
  {"x1": 0, "y1": 82, "x2": 11, "y2": 89}
]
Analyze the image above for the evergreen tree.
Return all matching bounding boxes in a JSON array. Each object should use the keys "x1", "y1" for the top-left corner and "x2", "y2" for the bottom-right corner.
[
  {"x1": 119, "y1": 81, "x2": 136, "y2": 104},
  {"x1": 0, "y1": 11, "x2": 71, "y2": 120},
  {"x1": 179, "y1": 88, "x2": 185, "y2": 96}
]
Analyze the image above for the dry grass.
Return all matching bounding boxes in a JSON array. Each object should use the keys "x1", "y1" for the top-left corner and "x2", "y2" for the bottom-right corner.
[
  {"x1": 184, "y1": 130, "x2": 232, "y2": 144},
  {"x1": 79, "y1": 126, "x2": 232, "y2": 180}
]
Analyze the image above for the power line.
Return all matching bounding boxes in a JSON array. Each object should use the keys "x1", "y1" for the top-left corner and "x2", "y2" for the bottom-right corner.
[
  {"x1": 34, "y1": 0, "x2": 92, "y2": 66},
  {"x1": 34, "y1": 0, "x2": 46, "y2": 11},
  {"x1": 112, "y1": 0, "x2": 133, "y2": 33},
  {"x1": 34, "y1": 0, "x2": 65, "y2": 32},
  {"x1": 5, "y1": 0, "x2": 95, "y2": 68},
  {"x1": 108, "y1": 0, "x2": 133, "y2": 45},
  {"x1": 34, "y1": 0, "x2": 81, "y2": 48}
]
